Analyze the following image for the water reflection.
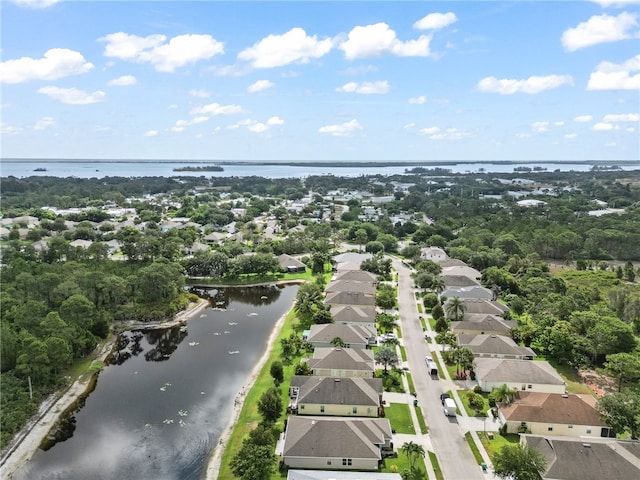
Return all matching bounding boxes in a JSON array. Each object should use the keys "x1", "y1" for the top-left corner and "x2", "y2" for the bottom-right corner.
[
  {"x1": 190, "y1": 283, "x2": 283, "y2": 307},
  {"x1": 12, "y1": 285, "x2": 299, "y2": 480}
]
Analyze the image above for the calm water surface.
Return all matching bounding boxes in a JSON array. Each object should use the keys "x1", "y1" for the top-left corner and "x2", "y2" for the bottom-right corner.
[{"x1": 13, "y1": 284, "x2": 298, "y2": 480}]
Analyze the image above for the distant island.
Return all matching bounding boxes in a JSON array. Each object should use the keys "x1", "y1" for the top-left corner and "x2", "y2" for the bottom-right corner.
[
  {"x1": 33, "y1": 167, "x2": 48, "y2": 172},
  {"x1": 173, "y1": 165, "x2": 224, "y2": 172}
]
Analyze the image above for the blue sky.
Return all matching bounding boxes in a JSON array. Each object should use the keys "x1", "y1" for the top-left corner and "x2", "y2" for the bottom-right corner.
[{"x1": 1, "y1": 0, "x2": 639, "y2": 162}]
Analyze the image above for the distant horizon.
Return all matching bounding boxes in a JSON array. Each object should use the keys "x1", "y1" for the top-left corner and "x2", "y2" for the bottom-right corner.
[{"x1": 1, "y1": 1, "x2": 638, "y2": 162}]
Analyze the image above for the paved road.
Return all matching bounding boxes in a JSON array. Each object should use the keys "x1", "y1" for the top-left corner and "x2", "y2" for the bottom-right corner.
[{"x1": 393, "y1": 258, "x2": 485, "y2": 480}]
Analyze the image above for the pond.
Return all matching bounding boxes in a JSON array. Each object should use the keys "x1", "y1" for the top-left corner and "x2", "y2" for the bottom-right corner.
[{"x1": 12, "y1": 284, "x2": 299, "y2": 480}]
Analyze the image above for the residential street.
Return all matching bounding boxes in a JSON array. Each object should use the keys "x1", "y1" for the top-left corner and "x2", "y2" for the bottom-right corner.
[{"x1": 392, "y1": 258, "x2": 488, "y2": 480}]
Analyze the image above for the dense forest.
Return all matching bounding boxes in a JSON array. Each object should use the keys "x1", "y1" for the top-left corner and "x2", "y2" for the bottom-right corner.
[{"x1": 1, "y1": 168, "x2": 639, "y2": 448}]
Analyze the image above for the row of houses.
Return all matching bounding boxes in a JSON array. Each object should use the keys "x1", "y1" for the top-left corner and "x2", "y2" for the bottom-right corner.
[
  {"x1": 422, "y1": 246, "x2": 619, "y2": 442},
  {"x1": 280, "y1": 253, "x2": 399, "y2": 475}
]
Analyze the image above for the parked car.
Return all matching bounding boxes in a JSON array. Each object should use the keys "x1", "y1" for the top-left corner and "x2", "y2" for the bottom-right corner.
[
  {"x1": 443, "y1": 397, "x2": 457, "y2": 417},
  {"x1": 440, "y1": 393, "x2": 450, "y2": 405}
]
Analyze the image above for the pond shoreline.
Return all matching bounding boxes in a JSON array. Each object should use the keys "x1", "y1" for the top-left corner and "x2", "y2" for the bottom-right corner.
[{"x1": 0, "y1": 299, "x2": 209, "y2": 480}]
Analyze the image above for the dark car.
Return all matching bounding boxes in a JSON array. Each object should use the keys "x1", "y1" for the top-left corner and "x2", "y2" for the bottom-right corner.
[{"x1": 440, "y1": 393, "x2": 450, "y2": 405}]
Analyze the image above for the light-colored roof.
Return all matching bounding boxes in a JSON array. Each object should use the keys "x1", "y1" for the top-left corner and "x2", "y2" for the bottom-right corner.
[
  {"x1": 451, "y1": 314, "x2": 516, "y2": 334},
  {"x1": 330, "y1": 305, "x2": 377, "y2": 324},
  {"x1": 457, "y1": 334, "x2": 535, "y2": 357},
  {"x1": 442, "y1": 274, "x2": 480, "y2": 287},
  {"x1": 333, "y1": 252, "x2": 373, "y2": 264},
  {"x1": 461, "y1": 300, "x2": 509, "y2": 315},
  {"x1": 325, "y1": 279, "x2": 377, "y2": 295},
  {"x1": 441, "y1": 285, "x2": 493, "y2": 300},
  {"x1": 335, "y1": 270, "x2": 378, "y2": 283},
  {"x1": 325, "y1": 290, "x2": 376, "y2": 307},
  {"x1": 277, "y1": 253, "x2": 306, "y2": 269},
  {"x1": 308, "y1": 324, "x2": 377, "y2": 345},
  {"x1": 501, "y1": 392, "x2": 605, "y2": 426},
  {"x1": 287, "y1": 470, "x2": 401, "y2": 480},
  {"x1": 283, "y1": 416, "x2": 392, "y2": 459},
  {"x1": 308, "y1": 347, "x2": 374, "y2": 373},
  {"x1": 474, "y1": 358, "x2": 565, "y2": 386},
  {"x1": 441, "y1": 265, "x2": 482, "y2": 280},
  {"x1": 297, "y1": 376, "x2": 381, "y2": 407}
]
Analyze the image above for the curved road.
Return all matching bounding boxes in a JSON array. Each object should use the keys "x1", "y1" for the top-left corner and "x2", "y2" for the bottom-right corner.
[{"x1": 393, "y1": 258, "x2": 484, "y2": 480}]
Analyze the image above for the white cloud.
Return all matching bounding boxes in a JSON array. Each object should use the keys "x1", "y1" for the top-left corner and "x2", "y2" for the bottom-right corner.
[
  {"x1": 587, "y1": 54, "x2": 640, "y2": 90},
  {"x1": 33, "y1": 116, "x2": 55, "y2": 130},
  {"x1": 172, "y1": 116, "x2": 209, "y2": 132},
  {"x1": 1, "y1": 122, "x2": 22, "y2": 135},
  {"x1": 247, "y1": 80, "x2": 275, "y2": 93},
  {"x1": 403, "y1": 123, "x2": 416, "y2": 129},
  {"x1": 408, "y1": 95, "x2": 427, "y2": 104},
  {"x1": 144, "y1": 130, "x2": 158, "y2": 137},
  {"x1": 107, "y1": 75, "x2": 136, "y2": 86},
  {"x1": 38, "y1": 86, "x2": 106, "y2": 104},
  {"x1": 340, "y1": 23, "x2": 432, "y2": 59},
  {"x1": 189, "y1": 89, "x2": 211, "y2": 98},
  {"x1": 0, "y1": 48, "x2": 94, "y2": 83},
  {"x1": 238, "y1": 28, "x2": 333, "y2": 68},
  {"x1": 592, "y1": 122, "x2": 618, "y2": 130},
  {"x1": 413, "y1": 12, "x2": 458, "y2": 30},
  {"x1": 531, "y1": 121, "x2": 564, "y2": 132},
  {"x1": 516, "y1": 132, "x2": 532, "y2": 138},
  {"x1": 424, "y1": 127, "x2": 471, "y2": 140},
  {"x1": 100, "y1": 32, "x2": 224, "y2": 72},
  {"x1": 267, "y1": 116, "x2": 284, "y2": 125},
  {"x1": 419, "y1": 126, "x2": 440, "y2": 135},
  {"x1": 564, "y1": 133, "x2": 578, "y2": 139},
  {"x1": 190, "y1": 102, "x2": 243, "y2": 116},
  {"x1": 593, "y1": 1, "x2": 640, "y2": 6},
  {"x1": 603, "y1": 113, "x2": 640, "y2": 121},
  {"x1": 561, "y1": 12, "x2": 638, "y2": 51},
  {"x1": 336, "y1": 81, "x2": 390, "y2": 94},
  {"x1": 318, "y1": 119, "x2": 363, "y2": 137},
  {"x1": 476, "y1": 74, "x2": 574, "y2": 94},
  {"x1": 574, "y1": 114, "x2": 594, "y2": 122},
  {"x1": 8, "y1": 0, "x2": 60, "y2": 8}
]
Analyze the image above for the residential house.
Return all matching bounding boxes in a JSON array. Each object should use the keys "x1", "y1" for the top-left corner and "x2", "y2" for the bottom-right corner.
[
  {"x1": 307, "y1": 323, "x2": 377, "y2": 349},
  {"x1": 499, "y1": 392, "x2": 611, "y2": 437},
  {"x1": 451, "y1": 314, "x2": 517, "y2": 336},
  {"x1": 325, "y1": 291, "x2": 376, "y2": 308},
  {"x1": 281, "y1": 416, "x2": 393, "y2": 471},
  {"x1": 441, "y1": 265, "x2": 482, "y2": 282},
  {"x1": 522, "y1": 435, "x2": 640, "y2": 480},
  {"x1": 69, "y1": 239, "x2": 92, "y2": 249},
  {"x1": 474, "y1": 358, "x2": 566, "y2": 394},
  {"x1": 307, "y1": 347, "x2": 375, "y2": 378},
  {"x1": 442, "y1": 275, "x2": 481, "y2": 288},
  {"x1": 457, "y1": 334, "x2": 535, "y2": 360},
  {"x1": 289, "y1": 376, "x2": 383, "y2": 417},
  {"x1": 420, "y1": 247, "x2": 448, "y2": 263},
  {"x1": 335, "y1": 269, "x2": 378, "y2": 284},
  {"x1": 184, "y1": 242, "x2": 209, "y2": 256},
  {"x1": 287, "y1": 470, "x2": 401, "y2": 480},
  {"x1": 461, "y1": 299, "x2": 510, "y2": 316},
  {"x1": 277, "y1": 253, "x2": 307, "y2": 273},
  {"x1": 330, "y1": 305, "x2": 377, "y2": 329},
  {"x1": 441, "y1": 285, "x2": 493, "y2": 300},
  {"x1": 325, "y1": 280, "x2": 376, "y2": 296}
]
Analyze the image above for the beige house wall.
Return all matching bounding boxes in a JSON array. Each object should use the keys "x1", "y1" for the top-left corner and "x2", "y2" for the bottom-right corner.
[
  {"x1": 480, "y1": 380, "x2": 565, "y2": 394},
  {"x1": 298, "y1": 403, "x2": 378, "y2": 417},
  {"x1": 283, "y1": 456, "x2": 379, "y2": 471},
  {"x1": 505, "y1": 420, "x2": 604, "y2": 437}
]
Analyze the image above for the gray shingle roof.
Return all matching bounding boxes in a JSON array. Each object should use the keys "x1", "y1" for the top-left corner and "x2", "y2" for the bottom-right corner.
[
  {"x1": 325, "y1": 280, "x2": 377, "y2": 295},
  {"x1": 308, "y1": 348, "x2": 375, "y2": 373},
  {"x1": 325, "y1": 291, "x2": 376, "y2": 307},
  {"x1": 335, "y1": 270, "x2": 378, "y2": 283},
  {"x1": 330, "y1": 305, "x2": 376, "y2": 324},
  {"x1": 474, "y1": 359, "x2": 565, "y2": 386},
  {"x1": 451, "y1": 314, "x2": 516, "y2": 334},
  {"x1": 457, "y1": 334, "x2": 535, "y2": 357},
  {"x1": 297, "y1": 376, "x2": 382, "y2": 406},
  {"x1": 307, "y1": 324, "x2": 376, "y2": 345}
]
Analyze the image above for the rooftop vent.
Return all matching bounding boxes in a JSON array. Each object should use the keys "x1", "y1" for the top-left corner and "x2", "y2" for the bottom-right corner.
[{"x1": 582, "y1": 443, "x2": 591, "y2": 448}]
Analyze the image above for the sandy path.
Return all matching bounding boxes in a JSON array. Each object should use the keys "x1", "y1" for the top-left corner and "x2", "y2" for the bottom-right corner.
[
  {"x1": 0, "y1": 299, "x2": 209, "y2": 480},
  {"x1": 205, "y1": 307, "x2": 291, "y2": 480}
]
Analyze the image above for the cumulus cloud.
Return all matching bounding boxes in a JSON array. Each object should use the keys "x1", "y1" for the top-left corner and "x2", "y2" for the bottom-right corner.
[
  {"x1": 413, "y1": 12, "x2": 458, "y2": 30},
  {"x1": 8, "y1": 0, "x2": 60, "y2": 8},
  {"x1": 336, "y1": 81, "x2": 389, "y2": 94},
  {"x1": 144, "y1": 130, "x2": 158, "y2": 137},
  {"x1": 587, "y1": 54, "x2": 640, "y2": 90},
  {"x1": 100, "y1": 32, "x2": 224, "y2": 72},
  {"x1": 419, "y1": 126, "x2": 440, "y2": 135},
  {"x1": 592, "y1": 0, "x2": 640, "y2": 6},
  {"x1": 38, "y1": 86, "x2": 106, "y2": 104},
  {"x1": 1, "y1": 122, "x2": 22, "y2": 135},
  {"x1": 0, "y1": 48, "x2": 94, "y2": 83},
  {"x1": 561, "y1": 12, "x2": 638, "y2": 51},
  {"x1": 267, "y1": 116, "x2": 284, "y2": 125},
  {"x1": 592, "y1": 122, "x2": 618, "y2": 130},
  {"x1": 603, "y1": 112, "x2": 640, "y2": 121},
  {"x1": 172, "y1": 116, "x2": 209, "y2": 132},
  {"x1": 476, "y1": 74, "x2": 574, "y2": 94},
  {"x1": 33, "y1": 116, "x2": 55, "y2": 130},
  {"x1": 573, "y1": 114, "x2": 594, "y2": 122},
  {"x1": 238, "y1": 28, "x2": 332, "y2": 68},
  {"x1": 107, "y1": 75, "x2": 136, "y2": 86},
  {"x1": 190, "y1": 102, "x2": 243, "y2": 116},
  {"x1": 247, "y1": 80, "x2": 275, "y2": 93},
  {"x1": 408, "y1": 95, "x2": 427, "y2": 104},
  {"x1": 564, "y1": 133, "x2": 578, "y2": 139},
  {"x1": 318, "y1": 119, "x2": 363, "y2": 137},
  {"x1": 189, "y1": 89, "x2": 211, "y2": 98},
  {"x1": 232, "y1": 116, "x2": 284, "y2": 133},
  {"x1": 339, "y1": 23, "x2": 432, "y2": 59},
  {"x1": 419, "y1": 126, "x2": 471, "y2": 140}
]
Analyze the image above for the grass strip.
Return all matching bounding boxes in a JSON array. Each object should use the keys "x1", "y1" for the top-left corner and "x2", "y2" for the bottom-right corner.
[
  {"x1": 465, "y1": 431, "x2": 484, "y2": 464},
  {"x1": 400, "y1": 346, "x2": 407, "y2": 362},
  {"x1": 429, "y1": 451, "x2": 444, "y2": 480},
  {"x1": 414, "y1": 405, "x2": 428, "y2": 434},
  {"x1": 405, "y1": 371, "x2": 416, "y2": 394}
]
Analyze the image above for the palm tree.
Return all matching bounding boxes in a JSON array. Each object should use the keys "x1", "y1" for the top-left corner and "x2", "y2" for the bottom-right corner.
[
  {"x1": 400, "y1": 441, "x2": 425, "y2": 470},
  {"x1": 330, "y1": 336, "x2": 346, "y2": 348},
  {"x1": 492, "y1": 383, "x2": 518, "y2": 406},
  {"x1": 445, "y1": 296, "x2": 466, "y2": 322}
]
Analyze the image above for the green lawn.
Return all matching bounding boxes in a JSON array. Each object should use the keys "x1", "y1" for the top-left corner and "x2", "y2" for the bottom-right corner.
[
  {"x1": 414, "y1": 405, "x2": 428, "y2": 434},
  {"x1": 384, "y1": 402, "x2": 415, "y2": 434},
  {"x1": 477, "y1": 432, "x2": 520, "y2": 461},
  {"x1": 429, "y1": 451, "x2": 444, "y2": 480},
  {"x1": 400, "y1": 346, "x2": 407, "y2": 362},
  {"x1": 377, "y1": 369, "x2": 406, "y2": 393},
  {"x1": 459, "y1": 389, "x2": 491, "y2": 417},
  {"x1": 545, "y1": 357, "x2": 594, "y2": 395},
  {"x1": 464, "y1": 431, "x2": 484, "y2": 464},
  {"x1": 405, "y1": 371, "x2": 416, "y2": 394},
  {"x1": 381, "y1": 450, "x2": 427, "y2": 478},
  {"x1": 420, "y1": 316, "x2": 427, "y2": 331}
]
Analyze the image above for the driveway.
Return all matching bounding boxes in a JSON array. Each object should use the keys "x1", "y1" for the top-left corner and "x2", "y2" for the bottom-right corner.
[{"x1": 393, "y1": 258, "x2": 486, "y2": 480}]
